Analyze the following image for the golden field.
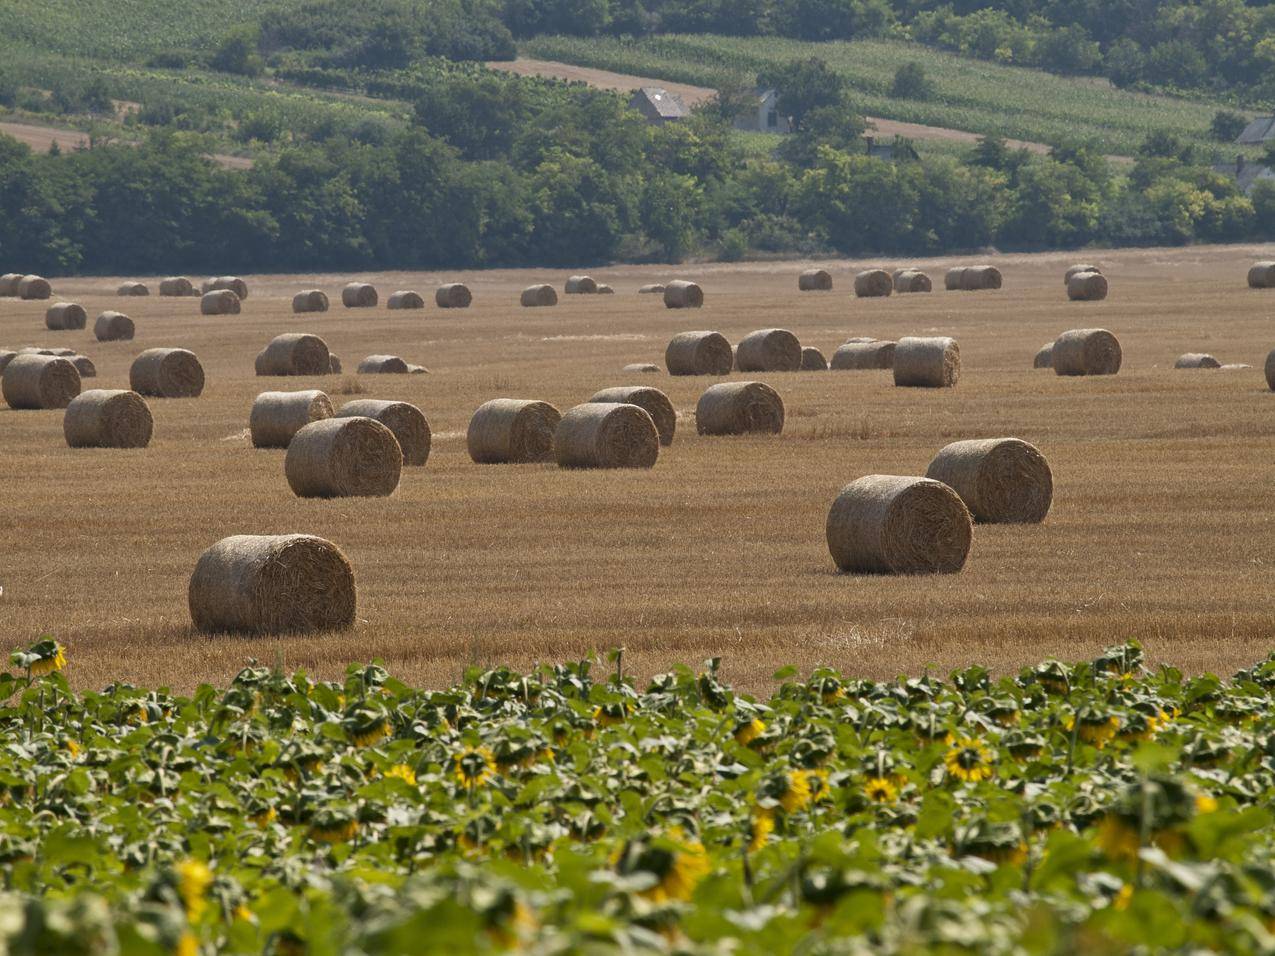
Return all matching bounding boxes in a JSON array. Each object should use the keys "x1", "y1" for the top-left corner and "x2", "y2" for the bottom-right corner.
[{"x1": 2, "y1": 243, "x2": 1274, "y2": 692}]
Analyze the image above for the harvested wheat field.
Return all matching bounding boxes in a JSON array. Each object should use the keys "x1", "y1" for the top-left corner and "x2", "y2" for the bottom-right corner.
[{"x1": 2, "y1": 244, "x2": 1275, "y2": 692}]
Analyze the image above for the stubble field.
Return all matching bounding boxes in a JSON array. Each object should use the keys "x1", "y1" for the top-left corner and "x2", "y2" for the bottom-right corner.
[{"x1": 2, "y1": 243, "x2": 1274, "y2": 692}]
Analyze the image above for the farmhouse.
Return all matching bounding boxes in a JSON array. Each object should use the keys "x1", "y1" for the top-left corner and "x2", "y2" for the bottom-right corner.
[
  {"x1": 733, "y1": 89, "x2": 794, "y2": 134},
  {"x1": 1236, "y1": 115, "x2": 1275, "y2": 145},
  {"x1": 1213, "y1": 154, "x2": 1275, "y2": 196},
  {"x1": 628, "y1": 87, "x2": 687, "y2": 125}
]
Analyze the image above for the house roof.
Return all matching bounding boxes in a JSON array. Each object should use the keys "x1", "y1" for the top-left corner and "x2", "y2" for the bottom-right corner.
[
  {"x1": 631, "y1": 87, "x2": 686, "y2": 119},
  {"x1": 1212, "y1": 159, "x2": 1275, "y2": 195},
  {"x1": 1237, "y1": 116, "x2": 1275, "y2": 145}
]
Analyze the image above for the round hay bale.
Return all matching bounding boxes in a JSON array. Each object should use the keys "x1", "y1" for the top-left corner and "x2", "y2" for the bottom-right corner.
[
  {"x1": 0, "y1": 274, "x2": 22, "y2": 296},
  {"x1": 944, "y1": 267, "x2": 966, "y2": 291},
  {"x1": 69, "y1": 355, "x2": 96, "y2": 378},
  {"x1": 801, "y1": 346, "x2": 828, "y2": 371},
  {"x1": 1175, "y1": 353, "x2": 1221, "y2": 369},
  {"x1": 565, "y1": 275, "x2": 598, "y2": 294},
  {"x1": 341, "y1": 283, "x2": 378, "y2": 308},
  {"x1": 798, "y1": 269, "x2": 833, "y2": 291},
  {"x1": 597, "y1": 284, "x2": 614, "y2": 294},
  {"x1": 696, "y1": 381, "x2": 784, "y2": 436},
  {"x1": 336, "y1": 399, "x2": 431, "y2": 467},
  {"x1": 736, "y1": 328, "x2": 802, "y2": 373},
  {"x1": 436, "y1": 283, "x2": 472, "y2": 308},
  {"x1": 831, "y1": 341, "x2": 895, "y2": 371},
  {"x1": 292, "y1": 290, "x2": 330, "y2": 313},
  {"x1": 93, "y1": 311, "x2": 135, "y2": 342},
  {"x1": 520, "y1": 284, "x2": 557, "y2": 307},
  {"x1": 925, "y1": 438, "x2": 1052, "y2": 524},
  {"x1": 1065, "y1": 264, "x2": 1102, "y2": 285},
  {"x1": 554, "y1": 403, "x2": 659, "y2": 469},
  {"x1": 1248, "y1": 262, "x2": 1275, "y2": 289},
  {"x1": 329, "y1": 354, "x2": 342, "y2": 374},
  {"x1": 188, "y1": 534, "x2": 355, "y2": 635},
  {"x1": 63, "y1": 389, "x2": 153, "y2": 449},
  {"x1": 1033, "y1": 343, "x2": 1053, "y2": 369},
  {"x1": 45, "y1": 302, "x2": 87, "y2": 331},
  {"x1": 249, "y1": 390, "x2": 334, "y2": 448},
  {"x1": 284, "y1": 417, "x2": 402, "y2": 498},
  {"x1": 893, "y1": 336, "x2": 959, "y2": 388},
  {"x1": 1266, "y1": 350, "x2": 1275, "y2": 390},
  {"x1": 0, "y1": 351, "x2": 15, "y2": 374},
  {"x1": 826, "y1": 475, "x2": 972, "y2": 574},
  {"x1": 18, "y1": 276, "x2": 51, "y2": 300},
  {"x1": 894, "y1": 270, "x2": 932, "y2": 293},
  {"x1": 117, "y1": 282, "x2": 149, "y2": 297},
  {"x1": 663, "y1": 280, "x2": 703, "y2": 309},
  {"x1": 467, "y1": 399, "x2": 561, "y2": 464},
  {"x1": 853, "y1": 270, "x2": 893, "y2": 298},
  {"x1": 960, "y1": 265, "x2": 1002, "y2": 291},
  {"x1": 22, "y1": 347, "x2": 76, "y2": 356},
  {"x1": 387, "y1": 290, "x2": 425, "y2": 310},
  {"x1": 844, "y1": 336, "x2": 879, "y2": 344},
  {"x1": 2, "y1": 354, "x2": 81, "y2": 409},
  {"x1": 201, "y1": 290, "x2": 241, "y2": 315},
  {"x1": 1052, "y1": 328, "x2": 1121, "y2": 376},
  {"x1": 203, "y1": 277, "x2": 248, "y2": 300},
  {"x1": 588, "y1": 385, "x2": 676, "y2": 446},
  {"x1": 638, "y1": 283, "x2": 666, "y2": 295},
  {"x1": 665, "y1": 331, "x2": 732, "y2": 376},
  {"x1": 1067, "y1": 271, "x2": 1108, "y2": 301},
  {"x1": 357, "y1": 355, "x2": 410, "y2": 374},
  {"x1": 623, "y1": 363, "x2": 660, "y2": 373},
  {"x1": 255, "y1": 333, "x2": 331, "y2": 376},
  {"x1": 130, "y1": 348, "x2": 205, "y2": 398},
  {"x1": 159, "y1": 276, "x2": 195, "y2": 297}
]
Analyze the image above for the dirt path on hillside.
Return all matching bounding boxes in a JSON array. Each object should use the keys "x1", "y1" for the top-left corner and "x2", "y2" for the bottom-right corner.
[{"x1": 0, "y1": 120, "x2": 254, "y2": 170}]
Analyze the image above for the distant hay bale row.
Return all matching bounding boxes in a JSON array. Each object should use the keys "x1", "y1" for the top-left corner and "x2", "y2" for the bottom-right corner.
[
  {"x1": 64, "y1": 389, "x2": 153, "y2": 449},
  {"x1": 831, "y1": 340, "x2": 895, "y2": 371},
  {"x1": 589, "y1": 386, "x2": 676, "y2": 446},
  {"x1": 160, "y1": 276, "x2": 196, "y2": 297},
  {"x1": 798, "y1": 269, "x2": 832, "y2": 291},
  {"x1": 94, "y1": 311, "x2": 134, "y2": 342},
  {"x1": 203, "y1": 277, "x2": 248, "y2": 300},
  {"x1": 666, "y1": 331, "x2": 732, "y2": 375},
  {"x1": 468, "y1": 399, "x2": 561, "y2": 463},
  {"x1": 131, "y1": 348, "x2": 205, "y2": 398},
  {"x1": 250, "y1": 390, "x2": 334, "y2": 448},
  {"x1": 342, "y1": 283, "x2": 378, "y2": 308},
  {"x1": 118, "y1": 282, "x2": 149, "y2": 297},
  {"x1": 664, "y1": 280, "x2": 703, "y2": 309},
  {"x1": 696, "y1": 381, "x2": 784, "y2": 436},
  {"x1": 202, "y1": 290, "x2": 241, "y2": 315},
  {"x1": 292, "y1": 290, "x2": 329, "y2": 313},
  {"x1": 256, "y1": 333, "x2": 330, "y2": 376},
  {"x1": 189, "y1": 534, "x2": 355, "y2": 635},
  {"x1": 826, "y1": 475, "x2": 972, "y2": 574},
  {"x1": 1249, "y1": 262, "x2": 1275, "y2": 288},
  {"x1": 894, "y1": 336, "x2": 959, "y2": 388},
  {"x1": 1175, "y1": 353, "x2": 1220, "y2": 369},
  {"x1": 46, "y1": 303, "x2": 87, "y2": 331},
  {"x1": 638, "y1": 284, "x2": 665, "y2": 295},
  {"x1": 436, "y1": 283, "x2": 471, "y2": 308},
  {"x1": 0, "y1": 274, "x2": 22, "y2": 296},
  {"x1": 336, "y1": 399, "x2": 430, "y2": 467},
  {"x1": 854, "y1": 269, "x2": 893, "y2": 298},
  {"x1": 555, "y1": 402, "x2": 659, "y2": 469},
  {"x1": 925, "y1": 438, "x2": 1052, "y2": 524},
  {"x1": 894, "y1": 270, "x2": 932, "y2": 293},
  {"x1": 945, "y1": 265, "x2": 1001, "y2": 291},
  {"x1": 801, "y1": 346, "x2": 828, "y2": 371},
  {"x1": 285, "y1": 417, "x2": 402, "y2": 498},
  {"x1": 521, "y1": 284, "x2": 557, "y2": 307},
  {"x1": 2, "y1": 354, "x2": 81, "y2": 409},
  {"x1": 1067, "y1": 271, "x2": 1108, "y2": 301},
  {"x1": 1052, "y1": 328, "x2": 1121, "y2": 376},
  {"x1": 736, "y1": 328, "x2": 801, "y2": 372},
  {"x1": 565, "y1": 275, "x2": 598, "y2": 294},
  {"x1": 14, "y1": 276, "x2": 52, "y2": 300},
  {"x1": 597, "y1": 284, "x2": 614, "y2": 294}
]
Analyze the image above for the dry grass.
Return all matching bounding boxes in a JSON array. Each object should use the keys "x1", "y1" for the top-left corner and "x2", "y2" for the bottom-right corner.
[{"x1": 2, "y1": 247, "x2": 1275, "y2": 692}]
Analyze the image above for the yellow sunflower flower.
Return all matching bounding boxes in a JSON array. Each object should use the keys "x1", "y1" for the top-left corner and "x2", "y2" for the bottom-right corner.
[
  {"x1": 1064, "y1": 714, "x2": 1120, "y2": 749},
  {"x1": 864, "y1": 777, "x2": 898, "y2": 804},
  {"x1": 248, "y1": 807, "x2": 277, "y2": 828},
  {"x1": 29, "y1": 642, "x2": 67, "y2": 677},
  {"x1": 64, "y1": 739, "x2": 81, "y2": 758},
  {"x1": 176, "y1": 859, "x2": 212, "y2": 922},
  {"x1": 348, "y1": 714, "x2": 391, "y2": 748},
  {"x1": 1096, "y1": 815, "x2": 1140, "y2": 862},
  {"x1": 778, "y1": 770, "x2": 813, "y2": 813},
  {"x1": 455, "y1": 747, "x2": 496, "y2": 788},
  {"x1": 592, "y1": 702, "x2": 629, "y2": 727},
  {"x1": 384, "y1": 764, "x2": 417, "y2": 786},
  {"x1": 309, "y1": 818, "x2": 358, "y2": 844},
  {"x1": 1195, "y1": 794, "x2": 1218, "y2": 814},
  {"x1": 733, "y1": 718, "x2": 766, "y2": 746},
  {"x1": 176, "y1": 932, "x2": 198, "y2": 956},
  {"x1": 944, "y1": 738, "x2": 994, "y2": 783},
  {"x1": 645, "y1": 833, "x2": 710, "y2": 903},
  {"x1": 747, "y1": 808, "x2": 774, "y2": 853}
]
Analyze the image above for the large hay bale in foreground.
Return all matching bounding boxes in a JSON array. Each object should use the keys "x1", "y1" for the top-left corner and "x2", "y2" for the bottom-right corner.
[
  {"x1": 1033, "y1": 343, "x2": 1053, "y2": 369},
  {"x1": 436, "y1": 283, "x2": 472, "y2": 309},
  {"x1": 201, "y1": 290, "x2": 241, "y2": 315},
  {"x1": 893, "y1": 336, "x2": 960, "y2": 388},
  {"x1": 292, "y1": 290, "x2": 329, "y2": 313},
  {"x1": 589, "y1": 385, "x2": 676, "y2": 446},
  {"x1": 831, "y1": 341, "x2": 895, "y2": 370},
  {"x1": 1052, "y1": 328, "x2": 1121, "y2": 376},
  {"x1": 925, "y1": 438, "x2": 1052, "y2": 524},
  {"x1": 826, "y1": 475, "x2": 972, "y2": 574},
  {"x1": 854, "y1": 270, "x2": 893, "y2": 298},
  {"x1": 189, "y1": 534, "x2": 355, "y2": 634},
  {"x1": 666, "y1": 331, "x2": 732, "y2": 376},
  {"x1": 341, "y1": 283, "x2": 378, "y2": 308},
  {"x1": 159, "y1": 276, "x2": 195, "y2": 297},
  {"x1": 18, "y1": 276, "x2": 51, "y2": 300},
  {"x1": 255, "y1": 333, "x2": 331, "y2": 376},
  {"x1": 249, "y1": 390, "x2": 334, "y2": 448},
  {"x1": 69, "y1": 355, "x2": 96, "y2": 378},
  {"x1": 202, "y1": 277, "x2": 248, "y2": 300},
  {"x1": 0, "y1": 274, "x2": 21, "y2": 296},
  {"x1": 467, "y1": 398, "x2": 561, "y2": 463},
  {"x1": 2, "y1": 354, "x2": 81, "y2": 409},
  {"x1": 45, "y1": 303, "x2": 87, "y2": 331},
  {"x1": 387, "y1": 290, "x2": 425, "y2": 310},
  {"x1": 696, "y1": 381, "x2": 784, "y2": 436},
  {"x1": 93, "y1": 311, "x2": 135, "y2": 342},
  {"x1": 1067, "y1": 271, "x2": 1108, "y2": 301},
  {"x1": 894, "y1": 270, "x2": 932, "y2": 293},
  {"x1": 285, "y1": 417, "x2": 402, "y2": 498},
  {"x1": 358, "y1": 355, "x2": 410, "y2": 374},
  {"x1": 118, "y1": 282, "x2": 149, "y2": 297},
  {"x1": 336, "y1": 399, "x2": 431, "y2": 467},
  {"x1": 801, "y1": 347, "x2": 828, "y2": 371},
  {"x1": 1247, "y1": 262, "x2": 1275, "y2": 288},
  {"x1": 638, "y1": 283, "x2": 665, "y2": 295},
  {"x1": 555, "y1": 402, "x2": 659, "y2": 469},
  {"x1": 799, "y1": 269, "x2": 833, "y2": 291},
  {"x1": 565, "y1": 275, "x2": 598, "y2": 294},
  {"x1": 130, "y1": 348, "x2": 205, "y2": 398},
  {"x1": 623, "y1": 363, "x2": 660, "y2": 373},
  {"x1": 1065, "y1": 264, "x2": 1102, "y2": 285},
  {"x1": 64, "y1": 389, "x2": 153, "y2": 449},
  {"x1": 520, "y1": 284, "x2": 557, "y2": 307},
  {"x1": 663, "y1": 280, "x2": 703, "y2": 309},
  {"x1": 736, "y1": 328, "x2": 801, "y2": 372},
  {"x1": 1175, "y1": 353, "x2": 1221, "y2": 369}
]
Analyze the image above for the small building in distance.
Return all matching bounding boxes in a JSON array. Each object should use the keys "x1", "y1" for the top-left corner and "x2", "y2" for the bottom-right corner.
[
  {"x1": 1212, "y1": 154, "x2": 1274, "y2": 196},
  {"x1": 628, "y1": 87, "x2": 687, "y2": 125},
  {"x1": 1236, "y1": 116, "x2": 1275, "y2": 146},
  {"x1": 733, "y1": 89, "x2": 794, "y2": 134}
]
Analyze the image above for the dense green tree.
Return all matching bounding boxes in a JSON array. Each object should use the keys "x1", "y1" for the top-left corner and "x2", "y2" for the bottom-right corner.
[{"x1": 758, "y1": 59, "x2": 848, "y2": 131}]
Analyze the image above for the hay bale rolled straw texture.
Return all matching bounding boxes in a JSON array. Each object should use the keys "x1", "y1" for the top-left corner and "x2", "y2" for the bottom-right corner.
[
  {"x1": 597, "y1": 284, "x2": 614, "y2": 294},
  {"x1": 1067, "y1": 271, "x2": 1108, "y2": 301},
  {"x1": 329, "y1": 354, "x2": 342, "y2": 374},
  {"x1": 284, "y1": 417, "x2": 402, "y2": 498},
  {"x1": 665, "y1": 331, "x2": 732, "y2": 376},
  {"x1": 70, "y1": 355, "x2": 96, "y2": 378},
  {"x1": 925, "y1": 438, "x2": 1052, "y2": 524},
  {"x1": 826, "y1": 475, "x2": 972, "y2": 575},
  {"x1": 159, "y1": 276, "x2": 195, "y2": 297},
  {"x1": 554, "y1": 403, "x2": 659, "y2": 469},
  {"x1": 854, "y1": 269, "x2": 893, "y2": 298},
  {"x1": 798, "y1": 269, "x2": 832, "y2": 291},
  {"x1": 255, "y1": 333, "x2": 331, "y2": 376},
  {"x1": 202, "y1": 277, "x2": 248, "y2": 300},
  {"x1": 63, "y1": 389, "x2": 153, "y2": 449},
  {"x1": 696, "y1": 381, "x2": 784, "y2": 436},
  {"x1": 189, "y1": 534, "x2": 355, "y2": 635},
  {"x1": 520, "y1": 284, "x2": 557, "y2": 307},
  {"x1": 18, "y1": 276, "x2": 52, "y2": 300},
  {"x1": 0, "y1": 274, "x2": 21, "y2": 296},
  {"x1": 1034, "y1": 343, "x2": 1053, "y2": 369},
  {"x1": 93, "y1": 311, "x2": 134, "y2": 342},
  {"x1": 1065, "y1": 264, "x2": 1102, "y2": 284},
  {"x1": 1175, "y1": 353, "x2": 1221, "y2": 369},
  {"x1": 249, "y1": 390, "x2": 334, "y2": 448},
  {"x1": 387, "y1": 290, "x2": 425, "y2": 310},
  {"x1": 2, "y1": 354, "x2": 81, "y2": 409},
  {"x1": 894, "y1": 270, "x2": 932, "y2": 293},
  {"x1": 736, "y1": 328, "x2": 802, "y2": 373},
  {"x1": 45, "y1": 303, "x2": 87, "y2": 331},
  {"x1": 589, "y1": 386, "x2": 676, "y2": 446},
  {"x1": 831, "y1": 340, "x2": 896, "y2": 370},
  {"x1": 1247, "y1": 262, "x2": 1275, "y2": 288},
  {"x1": 130, "y1": 348, "x2": 205, "y2": 398},
  {"x1": 118, "y1": 282, "x2": 149, "y2": 297},
  {"x1": 292, "y1": 290, "x2": 329, "y2": 313},
  {"x1": 565, "y1": 275, "x2": 598, "y2": 294},
  {"x1": 435, "y1": 283, "x2": 472, "y2": 308},
  {"x1": 358, "y1": 355, "x2": 411, "y2": 374},
  {"x1": 946, "y1": 265, "x2": 1002, "y2": 291},
  {"x1": 0, "y1": 351, "x2": 15, "y2": 374},
  {"x1": 893, "y1": 336, "x2": 960, "y2": 388},
  {"x1": 801, "y1": 347, "x2": 828, "y2": 371},
  {"x1": 1266, "y1": 350, "x2": 1275, "y2": 390},
  {"x1": 663, "y1": 280, "x2": 703, "y2": 309},
  {"x1": 638, "y1": 283, "x2": 665, "y2": 295},
  {"x1": 201, "y1": 290, "x2": 241, "y2": 315},
  {"x1": 1052, "y1": 328, "x2": 1121, "y2": 376},
  {"x1": 467, "y1": 399, "x2": 561, "y2": 464},
  {"x1": 336, "y1": 399, "x2": 431, "y2": 467},
  {"x1": 342, "y1": 282, "x2": 379, "y2": 308}
]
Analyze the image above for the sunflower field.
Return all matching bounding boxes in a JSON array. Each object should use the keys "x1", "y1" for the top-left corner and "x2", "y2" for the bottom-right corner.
[{"x1": 3, "y1": 640, "x2": 1275, "y2": 954}]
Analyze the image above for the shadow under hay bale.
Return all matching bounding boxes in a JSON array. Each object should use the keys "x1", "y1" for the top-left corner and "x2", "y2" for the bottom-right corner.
[
  {"x1": 130, "y1": 348, "x2": 205, "y2": 398},
  {"x1": 826, "y1": 475, "x2": 972, "y2": 574},
  {"x1": 893, "y1": 337, "x2": 959, "y2": 388},
  {"x1": 666, "y1": 331, "x2": 732, "y2": 376},
  {"x1": 696, "y1": 381, "x2": 784, "y2": 435},
  {"x1": 249, "y1": 390, "x2": 334, "y2": 448},
  {"x1": 467, "y1": 398, "x2": 561, "y2": 463},
  {"x1": 2, "y1": 354, "x2": 81, "y2": 409},
  {"x1": 588, "y1": 385, "x2": 676, "y2": 446},
  {"x1": 736, "y1": 328, "x2": 802, "y2": 372},
  {"x1": 336, "y1": 399, "x2": 431, "y2": 467},
  {"x1": 925, "y1": 438, "x2": 1052, "y2": 524},
  {"x1": 64, "y1": 389, "x2": 153, "y2": 449},
  {"x1": 555, "y1": 402, "x2": 659, "y2": 469},
  {"x1": 285, "y1": 417, "x2": 402, "y2": 498}
]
